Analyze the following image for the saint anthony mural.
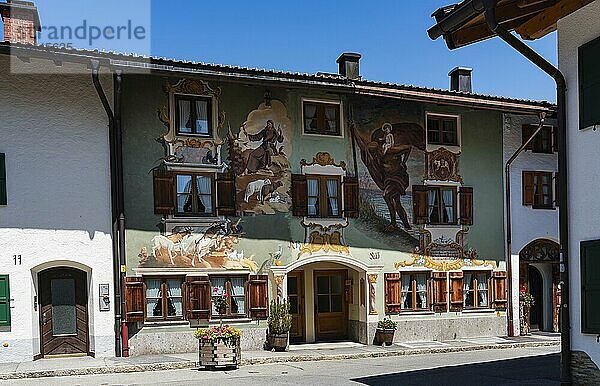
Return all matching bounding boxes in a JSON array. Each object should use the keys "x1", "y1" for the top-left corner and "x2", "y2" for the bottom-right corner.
[
  {"x1": 354, "y1": 121, "x2": 425, "y2": 233},
  {"x1": 228, "y1": 100, "x2": 292, "y2": 215}
]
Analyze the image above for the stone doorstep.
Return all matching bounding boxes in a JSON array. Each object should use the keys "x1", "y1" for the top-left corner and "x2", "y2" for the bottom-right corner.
[{"x1": 0, "y1": 340, "x2": 560, "y2": 380}]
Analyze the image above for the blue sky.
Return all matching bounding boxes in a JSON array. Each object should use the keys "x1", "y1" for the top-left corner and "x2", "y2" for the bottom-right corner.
[{"x1": 2, "y1": 0, "x2": 558, "y2": 101}]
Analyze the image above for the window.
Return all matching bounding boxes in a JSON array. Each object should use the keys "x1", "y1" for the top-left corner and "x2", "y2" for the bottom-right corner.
[
  {"x1": 175, "y1": 95, "x2": 212, "y2": 136},
  {"x1": 522, "y1": 125, "x2": 555, "y2": 154},
  {"x1": 303, "y1": 101, "x2": 341, "y2": 136},
  {"x1": 581, "y1": 240, "x2": 600, "y2": 333},
  {"x1": 400, "y1": 273, "x2": 429, "y2": 311},
  {"x1": 579, "y1": 36, "x2": 600, "y2": 130},
  {"x1": 176, "y1": 173, "x2": 214, "y2": 216},
  {"x1": 427, "y1": 115, "x2": 458, "y2": 146},
  {"x1": 211, "y1": 276, "x2": 246, "y2": 317},
  {"x1": 427, "y1": 186, "x2": 457, "y2": 225},
  {"x1": 0, "y1": 275, "x2": 10, "y2": 327},
  {"x1": 522, "y1": 171, "x2": 553, "y2": 209},
  {"x1": 306, "y1": 175, "x2": 341, "y2": 218},
  {"x1": 145, "y1": 278, "x2": 184, "y2": 320},
  {"x1": 463, "y1": 272, "x2": 490, "y2": 309}
]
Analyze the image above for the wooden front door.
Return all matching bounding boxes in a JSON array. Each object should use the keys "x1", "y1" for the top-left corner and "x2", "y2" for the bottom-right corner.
[
  {"x1": 39, "y1": 267, "x2": 89, "y2": 356},
  {"x1": 288, "y1": 271, "x2": 305, "y2": 343},
  {"x1": 314, "y1": 270, "x2": 347, "y2": 341}
]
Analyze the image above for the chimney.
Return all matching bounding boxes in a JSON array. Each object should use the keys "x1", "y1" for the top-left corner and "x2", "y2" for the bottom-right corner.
[
  {"x1": 449, "y1": 67, "x2": 472, "y2": 93},
  {"x1": 0, "y1": 1, "x2": 41, "y2": 45},
  {"x1": 337, "y1": 52, "x2": 362, "y2": 80}
]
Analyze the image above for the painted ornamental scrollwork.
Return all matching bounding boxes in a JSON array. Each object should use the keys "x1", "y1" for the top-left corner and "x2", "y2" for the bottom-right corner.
[
  {"x1": 298, "y1": 222, "x2": 350, "y2": 257},
  {"x1": 425, "y1": 147, "x2": 462, "y2": 183},
  {"x1": 519, "y1": 239, "x2": 559, "y2": 262},
  {"x1": 301, "y1": 152, "x2": 347, "y2": 170}
]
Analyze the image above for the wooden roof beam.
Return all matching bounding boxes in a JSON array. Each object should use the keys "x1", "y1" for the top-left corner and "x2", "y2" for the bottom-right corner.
[{"x1": 516, "y1": 0, "x2": 594, "y2": 40}]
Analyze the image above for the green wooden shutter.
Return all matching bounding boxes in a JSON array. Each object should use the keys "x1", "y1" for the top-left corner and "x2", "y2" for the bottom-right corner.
[
  {"x1": 581, "y1": 240, "x2": 600, "y2": 333},
  {"x1": 579, "y1": 36, "x2": 600, "y2": 130},
  {"x1": 0, "y1": 275, "x2": 10, "y2": 327},
  {"x1": 0, "y1": 153, "x2": 6, "y2": 205}
]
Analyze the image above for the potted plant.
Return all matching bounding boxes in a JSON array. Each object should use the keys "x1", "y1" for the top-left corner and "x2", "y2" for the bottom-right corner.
[
  {"x1": 374, "y1": 318, "x2": 397, "y2": 346},
  {"x1": 267, "y1": 299, "x2": 292, "y2": 351},
  {"x1": 519, "y1": 289, "x2": 535, "y2": 336},
  {"x1": 194, "y1": 288, "x2": 242, "y2": 369}
]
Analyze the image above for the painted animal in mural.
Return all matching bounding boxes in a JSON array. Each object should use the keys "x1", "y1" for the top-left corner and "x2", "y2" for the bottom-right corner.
[
  {"x1": 354, "y1": 122, "x2": 425, "y2": 231},
  {"x1": 244, "y1": 178, "x2": 272, "y2": 202}
]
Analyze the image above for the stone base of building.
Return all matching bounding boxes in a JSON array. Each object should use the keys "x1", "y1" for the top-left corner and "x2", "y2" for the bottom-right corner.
[{"x1": 571, "y1": 350, "x2": 600, "y2": 385}]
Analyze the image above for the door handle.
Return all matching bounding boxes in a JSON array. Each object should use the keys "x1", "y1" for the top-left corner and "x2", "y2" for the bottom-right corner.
[{"x1": 42, "y1": 312, "x2": 48, "y2": 325}]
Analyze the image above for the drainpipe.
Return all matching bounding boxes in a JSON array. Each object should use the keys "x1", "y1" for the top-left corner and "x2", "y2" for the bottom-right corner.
[
  {"x1": 481, "y1": 1, "x2": 570, "y2": 384},
  {"x1": 91, "y1": 59, "x2": 124, "y2": 358},
  {"x1": 505, "y1": 112, "x2": 546, "y2": 337}
]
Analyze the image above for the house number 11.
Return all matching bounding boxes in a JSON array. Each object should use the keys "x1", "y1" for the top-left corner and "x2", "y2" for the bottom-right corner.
[{"x1": 13, "y1": 255, "x2": 22, "y2": 265}]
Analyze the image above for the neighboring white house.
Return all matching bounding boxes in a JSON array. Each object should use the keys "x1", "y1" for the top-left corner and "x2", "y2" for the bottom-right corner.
[{"x1": 504, "y1": 113, "x2": 559, "y2": 337}]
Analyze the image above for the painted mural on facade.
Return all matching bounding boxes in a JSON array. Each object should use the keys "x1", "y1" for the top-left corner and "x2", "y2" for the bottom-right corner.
[{"x1": 226, "y1": 100, "x2": 292, "y2": 215}]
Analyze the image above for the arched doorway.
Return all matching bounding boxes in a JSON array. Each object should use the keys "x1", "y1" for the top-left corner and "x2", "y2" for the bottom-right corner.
[
  {"x1": 38, "y1": 267, "x2": 90, "y2": 357},
  {"x1": 528, "y1": 266, "x2": 543, "y2": 330}
]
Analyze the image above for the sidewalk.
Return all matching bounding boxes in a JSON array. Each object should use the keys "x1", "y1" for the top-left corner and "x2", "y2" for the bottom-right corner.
[{"x1": 0, "y1": 333, "x2": 560, "y2": 380}]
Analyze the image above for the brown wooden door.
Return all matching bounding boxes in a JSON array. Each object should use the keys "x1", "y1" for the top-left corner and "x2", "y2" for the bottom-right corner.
[
  {"x1": 314, "y1": 270, "x2": 347, "y2": 341},
  {"x1": 39, "y1": 267, "x2": 89, "y2": 356},
  {"x1": 287, "y1": 271, "x2": 305, "y2": 343}
]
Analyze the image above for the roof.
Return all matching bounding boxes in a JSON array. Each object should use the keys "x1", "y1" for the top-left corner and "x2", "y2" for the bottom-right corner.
[
  {"x1": 0, "y1": 41, "x2": 554, "y2": 114},
  {"x1": 428, "y1": 0, "x2": 594, "y2": 49}
]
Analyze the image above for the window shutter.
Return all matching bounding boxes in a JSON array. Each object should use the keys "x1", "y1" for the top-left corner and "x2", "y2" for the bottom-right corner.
[
  {"x1": 291, "y1": 174, "x2": 308, "y2": 217},
  {"x1": 459, "y1": 187, "x2": 473, "y2": 226},
  {"x1": 554, "y1": 173, "x2": 559, "y2": 207},
  {"x1": 522, "y1": 171, "x2": 534, "y2": 206},
  {"x1": 186, "y1": 276, "x2": 211, "y2": 322},
  {"x1": 124, "y1": 277, "x2": 145, "y2": 322},
  {"x1": 216, "y1": 172, "x2": 236, "y2": 216},
  {"x1": 342, "y1": 176, "x2": 359, "y2": 218},
  {"x1": 449, "y1": 272, "x2": 464, "y2": 312},
  {"x1": 412, "y1": 185, "x2": 428, "y2": 225},
  {"x1": 492, "y1": 271, "x2": 508, "y2": 310},
  {"x1": 581, "y1": 240, "x2": 600, "y2": 333},
  {"x1": 432, "y1": 272, "x2": 447, "y2": 312},
  {"x1": 522, "y1": 125, "x2": 535, "y2": 150},
  {"x1": 247, "y1": 275, "x2": 268, "y2": 319},
  {"x1": 0, "y1": 275, "x2": 10, "y2": 327},
  {"x1": 579, "y1": 36, "x2": 600, "y2": 130},
  {"x1": 552, "y1": 127, "x2": 559, "y2": 153},
  {"x1": 153, "y1": 170, "x2": 175, "y2": 214},
  {"x1": 0, "y1": 153, "x2": 6, "y2": 205},
  {"x1": 384, "y1": 273, "x2": 402, "y2": 314}
]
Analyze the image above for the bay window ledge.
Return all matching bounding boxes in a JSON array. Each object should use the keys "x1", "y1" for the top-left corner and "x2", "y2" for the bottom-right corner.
[
  {"x1": 461, "y1": 308, "x2": 496, "y2": 314},
  {"x1": 208, "y1": 318, "x2": 253, "y2": 325}
]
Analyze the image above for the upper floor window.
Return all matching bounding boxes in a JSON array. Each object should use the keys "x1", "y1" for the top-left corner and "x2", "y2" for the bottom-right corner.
[
  {"x1": 176, "y1": 173, "x2": 214, "y2": 216},
  {"x1": 427, "y1": 115, "x2": 458, "y2": 146},
  {"x1": 306, "y1": 175, "x2": 341, "y2": 218},
  {"x1": 522, "y1": 125, "x2": 557, "y2": 154},
  {"x1": 175, "y1": 95, "x2": 212, "y2": 137},
  {"x1": 211, "y1": 276, "x2": 247, "y2": 317},
  {"x1": 463, "y1": 271, "x2": 490, "y2": 309},
  {"x1": 145, "y1": 278, "x2": 184, "y2": 320},
  {"x1": 303, "y1": 101, "x2": 341, "y2": 136},
  {"x1": 522, "y1": 171, "x2": 554, "y2": 209}
]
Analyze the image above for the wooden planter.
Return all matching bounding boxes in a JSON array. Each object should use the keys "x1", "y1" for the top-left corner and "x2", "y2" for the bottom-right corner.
[
  {"x1": 374, "y1": 328, "x2": 395, "y2": 346},
  {"x1": 267, "y1": 332, "x2": 289, "y2": 352},
  {"x1": 199, "y1": 337, "x2": 241, "y2": 370}
]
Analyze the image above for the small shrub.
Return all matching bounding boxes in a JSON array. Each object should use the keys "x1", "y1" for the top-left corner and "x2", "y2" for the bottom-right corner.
[
  {"x1": 268, "y1": 299, "x2": 293, "y2": 334},
  {"x1": 377, "y1": 318, "x2": 397, "y2": 330}
]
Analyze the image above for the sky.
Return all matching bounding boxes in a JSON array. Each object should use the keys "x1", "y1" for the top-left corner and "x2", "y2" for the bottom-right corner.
[{"x1": 1, "y1": 0, "x2": 558, "y2": 102}]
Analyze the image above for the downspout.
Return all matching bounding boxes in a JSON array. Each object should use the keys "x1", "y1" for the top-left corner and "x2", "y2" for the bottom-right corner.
[
  {"x1": 91, "y1": 59, "x2": 123, "y2": 358},
  {"x1": 481, "y1": 1, "x2": 570, "y2": 384},
  {"x1": 505, "y1": 112, "x2": 546, "y2": 337}
]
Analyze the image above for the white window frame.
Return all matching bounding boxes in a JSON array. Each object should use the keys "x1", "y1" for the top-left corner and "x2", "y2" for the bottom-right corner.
[{"x1": 301, "y1": 98, "x2": 344, "y2": 138}]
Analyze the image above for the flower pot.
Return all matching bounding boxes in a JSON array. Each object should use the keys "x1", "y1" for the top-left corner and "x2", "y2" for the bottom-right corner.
[
  {"x1": 374, "y1": 328, "x2": 395, "y2": 346},
  {"x1": 268, "y1": 332, "x2": 289, "y2": 352},
  {"x1": 199, "y1": 337, "x2": 241, "y2": 370}
]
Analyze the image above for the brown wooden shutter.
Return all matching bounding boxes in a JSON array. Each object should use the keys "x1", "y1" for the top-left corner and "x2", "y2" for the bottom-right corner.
[
  {"x1": 186, "y1": 276, "x2": 211, "y2": 321},
  {"x1": 247, "y1": 275, "x2": 268, "y2": 319},
  {"x1": 449, "y1": 272, "x2": 464, "y2": 312},
  {"x1": 552, "y1": 126, "x2": 559, "y2": 153},
  {"x1": 554, "y1": 172, "x2": 559, "y2": 207},
  {"x1": 522, "y1": 171, "x2": 534, "y2": 206},
  {"x1": 492, "y1": 271, "x2": 508, "y2": 310},
  {"x1": 384, "y1": 273, "x2": 402, "y2": 314},
  {"x1": 412, "y1": 185, "x2": 428, "y2": 225},
  {"x1": 342, "y1": 176, "x2": 359, "y2": 218},
  {"x1": 432, "y1": 272, "x2": 448, "y2": 312},
  {"x1": 124, "y1": 277, "x2": 145, "y2": 322},
  {"x1": 522, "y1": 125, "x2": 535, "y2": 150},
  {"x1": 153, "y1": 170, "x2": 175, "y2": 214},
  {"x1": 291, "y1": 174, "x2": 308, "y2": 217},
  {"x1": 216, "y1": 172, "x2": 236, "y2": 216},
  {"x1": 459, "y1": 187, "x2": 473, "y2": 226}
]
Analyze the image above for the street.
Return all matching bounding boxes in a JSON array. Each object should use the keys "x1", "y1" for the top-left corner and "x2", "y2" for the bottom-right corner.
[{"x1": 2, "y1": 345, "x2": 559, "y2": 386}]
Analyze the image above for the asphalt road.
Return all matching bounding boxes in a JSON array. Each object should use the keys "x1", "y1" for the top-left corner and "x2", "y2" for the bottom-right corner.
[{"x1": 2, "y1": 345, "x2": 560, "y2": 386}]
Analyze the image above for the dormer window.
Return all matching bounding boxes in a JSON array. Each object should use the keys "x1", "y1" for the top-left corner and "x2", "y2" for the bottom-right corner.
[{"x1": 175, "y1": 95, "x2": 212, "y2": 136}]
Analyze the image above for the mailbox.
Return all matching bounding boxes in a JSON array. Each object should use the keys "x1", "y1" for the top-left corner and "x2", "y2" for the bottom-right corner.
[{"x1": 99, "y1": 283, "x2": 110, "y2": 311}]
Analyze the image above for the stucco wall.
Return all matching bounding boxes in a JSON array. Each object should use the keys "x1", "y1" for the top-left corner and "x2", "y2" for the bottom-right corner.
[
  {"x1": 0, "y1": 55, "x2": 115, "y2": 362},
  {"x1": 558, "y1": 0, "x2": 600, "y2": 370}
]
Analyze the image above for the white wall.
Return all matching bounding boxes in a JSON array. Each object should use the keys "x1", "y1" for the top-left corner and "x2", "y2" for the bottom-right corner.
[
  {"x1": 503, "y1": 114, "x2": 559, "y2": 335},
  {"x1": 0, "y1": 55, "x2": 115, "y2": 362},
  {"x1": 558, "y1": 0, "x2": 600, "y2": 368}
]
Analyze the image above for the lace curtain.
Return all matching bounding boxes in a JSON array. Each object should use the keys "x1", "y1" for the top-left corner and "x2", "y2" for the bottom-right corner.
[
  {"x1": 463, "y1": 273, "x2": 472, "y2": 304},
  {"x1": 211, "y1": 277, "x2": 226, "y2": 315},
  {"x1": 428, "y1": 190, "x2": 437, "y2": 220},
  {"x1": 401, "y1": 275, "x2": 410, "y2": 309},
  {"x1": 324, "y1": 106, "x2": 337, "y2": 132},
  {"x1": 146, "y1": 279, "x2": 162, "y2": 317},
  {"x1": 304, "y1": 104, "x2": 317, "y2": 130},
  {"x1": 195, "y1": 100, "x2": 209, "y2": 134},
  {"x1": 326, "y1": 179, "x2": 339, "y2": 216},
  {"x1": 416, "y1": 274, "x2": 427, "y2": 308},
  {"x1": 477, "y1": 274, "x2": 488, "y2": 307},
  {"x1": 442, "y1": 189, "x2": 454, "y2": 223},
  {"x1": 196, "y1": 175, "x2": 212, "y2": 213},
  {"x1": 307, "y1": 179, "x2": 319, "y2": 216},
  {"x1": 179, "y1": 100, "x2": 192, "y2": 133},
  {"x1": 230, "y1": 277, "x2": 245, "y2": 314},
  {"x1": 166, "y1": 279, "x2": 182, "y2": 317}
]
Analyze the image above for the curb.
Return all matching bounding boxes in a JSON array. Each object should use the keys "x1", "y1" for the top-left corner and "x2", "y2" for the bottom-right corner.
[{"x1": 0, "y1": 340, "x2": 560, "y2": 380}]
